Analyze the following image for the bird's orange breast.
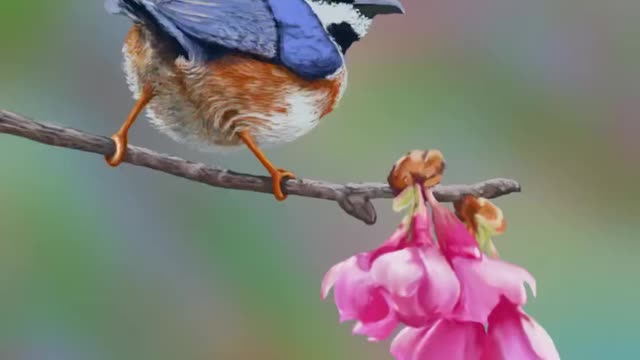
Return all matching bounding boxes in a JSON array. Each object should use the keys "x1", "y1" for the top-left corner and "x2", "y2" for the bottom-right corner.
[
  {"x1": 200, "y1": 54, "x2": 345, "y2": 118},
  {"x1": 123, "y1": 25, "x2": 347, "y2": 149}
]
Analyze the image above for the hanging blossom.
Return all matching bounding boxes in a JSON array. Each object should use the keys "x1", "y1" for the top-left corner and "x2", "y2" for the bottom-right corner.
[
  {"x1": 321, "y1": 150, "x2": 560, "y2": 359},
  {"x1": 391, "y1": 190, "x2": 559, "y2": 360}
]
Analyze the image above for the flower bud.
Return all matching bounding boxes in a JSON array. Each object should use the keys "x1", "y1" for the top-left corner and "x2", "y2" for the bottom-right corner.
[
  {"x1": 454, "y1": 196, "x2": 506, "y2": 236},
  {"x1": 387, "y1": 150, "x2": 445, "y2": 193},
  {"x1": 454, "y1": 195, "x2": 505, "y2": 257}
]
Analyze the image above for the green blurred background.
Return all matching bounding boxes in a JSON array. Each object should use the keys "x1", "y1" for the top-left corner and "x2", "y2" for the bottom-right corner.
[{"x1": 1, "y1": 1, "x2": 639, "y2": 359}]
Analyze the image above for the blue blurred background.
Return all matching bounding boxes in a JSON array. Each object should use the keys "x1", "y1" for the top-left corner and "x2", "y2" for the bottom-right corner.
[{"x1": 1, "y1": 1, "x2": 639, "y2": 359}]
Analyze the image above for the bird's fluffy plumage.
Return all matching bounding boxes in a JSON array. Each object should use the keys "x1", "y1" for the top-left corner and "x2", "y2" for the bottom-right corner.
[{"x1": 122, "y1": 25, "x2": 347, "y2": 151}]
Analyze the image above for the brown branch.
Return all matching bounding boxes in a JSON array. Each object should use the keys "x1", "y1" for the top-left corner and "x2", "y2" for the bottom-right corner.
[{"x1": 0, "y1": 110, "x2": 521, "y2": 224}]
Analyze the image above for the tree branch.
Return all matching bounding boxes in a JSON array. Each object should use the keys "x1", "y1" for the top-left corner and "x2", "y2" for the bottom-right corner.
[{"x1": 0, "y1": 110, "x2": 521, "y2": 224}]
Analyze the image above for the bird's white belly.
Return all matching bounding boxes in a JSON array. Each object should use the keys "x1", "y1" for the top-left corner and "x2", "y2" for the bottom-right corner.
[
  {"x1": 238, "y1": 91, "x2": 328, "y2": 146},
  {"x1": 241, "y1": 68, "x2": 347, "y2": 147}
]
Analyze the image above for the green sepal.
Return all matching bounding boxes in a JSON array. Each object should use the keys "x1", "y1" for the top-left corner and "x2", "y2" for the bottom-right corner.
[
  {"x1": 393, "y1": 186, "x2": 416, "y2": 213},
  {"x1": 476, "y1": 224, "x2": 499, "y2": 257},
  {"x1": 476, "y1": 225, "x2": 489, "y2": 249}
]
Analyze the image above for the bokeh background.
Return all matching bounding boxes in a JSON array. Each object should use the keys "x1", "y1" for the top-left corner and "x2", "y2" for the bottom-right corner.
[{"x1": 1, "y1": 1, "x2": 639, "y2": 359}]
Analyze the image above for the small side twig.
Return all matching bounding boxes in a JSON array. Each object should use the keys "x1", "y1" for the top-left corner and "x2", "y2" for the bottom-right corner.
[{"x1": 0, "y1": 110, "x2": 521, "y2": 224}]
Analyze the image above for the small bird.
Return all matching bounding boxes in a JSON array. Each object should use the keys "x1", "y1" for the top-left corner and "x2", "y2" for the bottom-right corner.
[{"x1": 104, "y1": 0, "x2": 404, "y2": 200}]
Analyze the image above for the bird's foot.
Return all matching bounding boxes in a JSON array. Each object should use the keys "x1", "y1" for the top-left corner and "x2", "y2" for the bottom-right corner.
[
  {"x1": 269, "y1": 168, "x2": 296, "y2": 201},
  {"x1": 105, "y1": 132, "x2": 128, "y2": 167},
  {"x1": 105, "y1": 83, "x2": 154, "y2": 168}
]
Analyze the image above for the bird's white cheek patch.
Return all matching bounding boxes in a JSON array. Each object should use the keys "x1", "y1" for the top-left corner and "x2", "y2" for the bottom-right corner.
[{"x1": 306, "y1": 1, "x2": 373, "y2": 38}]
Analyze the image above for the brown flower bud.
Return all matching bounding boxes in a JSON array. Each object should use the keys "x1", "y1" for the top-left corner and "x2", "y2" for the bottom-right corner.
[
  {"x1": 454, "y1": 195, "x2": 506, "y2": 235},
  {"x1": 387, "y1": 150, "x2": 446, "y2": 193}
]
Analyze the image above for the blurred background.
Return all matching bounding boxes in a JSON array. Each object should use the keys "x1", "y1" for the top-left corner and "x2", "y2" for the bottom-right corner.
[{"x1": 1, "y1": 0, "x2": 639, "y2": 359}]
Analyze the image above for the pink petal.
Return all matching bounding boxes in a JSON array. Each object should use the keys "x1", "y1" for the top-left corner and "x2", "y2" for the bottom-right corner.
[
  {"x1": 352, "y1": 297, "x2": 400, "y2": 342},
  {"x1": 451, "y1": 256, "x2": 536, "y2": 323},
  {"x1": 416, "y1": 246, "x2": 461, "y2": 317},
  {"x1": 371, "y1": 246, "x2": 460, "y2": 327},
  {"x1": 412, "y1": 319, "x2": 486, "y2": 360},
  {"x1": 332, "y1": 259, "x2": 389, "y2": 323},
  {"x1": 483, "y1": 300, "x2": 560, "y2": 360},
  {"x1": 391, "y1": 326, "x2": 431, "y2": 360},
  {"x1": 371, "y1": 248, "x2": 425, "y2": 298},
  {"x1": 426, "y1": 190, "x2": 481, "y2": 259},
  {"x1": 322, "y1": 257, "x2": 353, "y2": 299},
  {"x1": 322, "y1": 256, "x2": 400, "y2": 341},
  {"x1": 392, "y1": 290, "x2": 436, "y2": 328}
]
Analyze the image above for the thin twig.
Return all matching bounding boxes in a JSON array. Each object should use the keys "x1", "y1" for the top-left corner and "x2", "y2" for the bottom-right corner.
[{"x1": 0, "y1": 110, "x2": 521, "y2": 224}]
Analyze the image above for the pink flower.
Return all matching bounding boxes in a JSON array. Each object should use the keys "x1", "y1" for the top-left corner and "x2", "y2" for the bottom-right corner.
[
  {"x1": 323, "y1": 150, "x2": 559, "y2": 359},
  {"x1": 322, "y1": 184, "x2": 557, "y2": 358},
  {"x1": 482, "y1": 298, "x2": 560, "y2": 360},
  {"x1": 388, "y1": 191, "x2": 558, "y2": 360},
  {"x1": 426, "y1": 190, "x2": 536, "y2": 324},
  {"x1": 322, "y1": 185, "x2": 460, "y2": 340}
]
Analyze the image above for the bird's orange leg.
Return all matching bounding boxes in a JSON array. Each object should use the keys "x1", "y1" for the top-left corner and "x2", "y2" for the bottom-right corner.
[
  {"x1": 105, "y1": 83, "x2": 155, "y2": 167},
  {"x1": 238, "y1": 130, "x2": 296, "y2": 201}
]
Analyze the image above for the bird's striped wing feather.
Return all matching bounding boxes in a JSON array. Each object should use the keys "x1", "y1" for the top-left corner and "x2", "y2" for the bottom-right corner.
[{"x1": 146, "y1": 0, "x2": 279, "y2": 60}]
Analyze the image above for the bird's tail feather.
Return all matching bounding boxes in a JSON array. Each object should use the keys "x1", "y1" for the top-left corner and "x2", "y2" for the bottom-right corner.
[
  {"x1": 104, "y1": 0, "x2": 124, "y2": 14},
  {"x1": 104, "y1": 0, "x2": 149, "y2": 21}
]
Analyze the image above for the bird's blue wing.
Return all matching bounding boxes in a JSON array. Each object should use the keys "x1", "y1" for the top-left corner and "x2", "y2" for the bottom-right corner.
[
  {"x1": 149, "y1": 0, "x2": 279, "y2": 60},
  {"x1": 106, "y1": 0, "x2": 343, "y2": 79},
  {"x1": 266, "y1": 0, "x2": 344, "y2": 79}
]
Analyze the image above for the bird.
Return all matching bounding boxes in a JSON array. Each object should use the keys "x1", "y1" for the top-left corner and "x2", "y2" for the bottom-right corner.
[{"x1": 104, "y1": 0, "x2": 404, "y2": 200}]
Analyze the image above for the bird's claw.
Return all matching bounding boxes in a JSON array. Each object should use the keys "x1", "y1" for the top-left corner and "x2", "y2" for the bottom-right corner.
[
  {"x1": 270, "y1": 168, "x2": 296, "y2": 201},
  {"x1": 105, "y1": 133, "x2": 128, "y2": 167}
]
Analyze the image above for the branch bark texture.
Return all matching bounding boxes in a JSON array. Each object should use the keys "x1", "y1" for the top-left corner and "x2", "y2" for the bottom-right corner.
[{"x1": 0, "y1": 110, "x2": 521, "y2": 224}]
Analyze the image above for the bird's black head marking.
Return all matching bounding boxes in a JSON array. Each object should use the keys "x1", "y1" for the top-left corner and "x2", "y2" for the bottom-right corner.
[
  {"x1": 327, "y1": 22, "x2": 360, "y2": 53},
  {"x1": 307, "y1": 0, "x2": 404, "y2": 54}
]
